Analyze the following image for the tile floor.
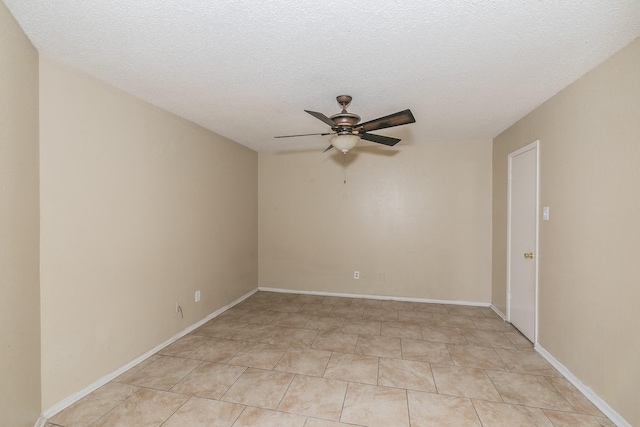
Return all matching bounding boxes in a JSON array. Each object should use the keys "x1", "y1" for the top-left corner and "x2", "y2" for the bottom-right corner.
[{"x1": 46, "y1": 291, "x2": 614, "y2": 427}]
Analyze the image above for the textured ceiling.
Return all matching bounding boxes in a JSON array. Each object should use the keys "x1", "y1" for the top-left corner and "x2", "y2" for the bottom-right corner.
[{"x1": 5, "y1": 0, "x2": 640, "y2": 152}]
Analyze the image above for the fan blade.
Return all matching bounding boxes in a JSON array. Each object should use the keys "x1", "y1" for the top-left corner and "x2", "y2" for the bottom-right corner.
[
  {"x1": 274, "y1": 132, "x2": 333, "y2": 138},
  {"x1": 323, "y1": 145, "x2": 333, "y2": 153},
  {"x1": 356, "y1": 109, "x2": 415, "y2": 133},
  {"x1": 360, "y1": 132, "x2": 401, "y2": 146},
  {"x1": 305, "y1": 110, "x2": 336, "y2": 127}
]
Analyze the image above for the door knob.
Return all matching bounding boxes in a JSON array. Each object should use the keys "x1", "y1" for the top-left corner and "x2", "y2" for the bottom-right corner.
[{"x1": 524, "y1": 252, "x2": 535, "y2": 259}]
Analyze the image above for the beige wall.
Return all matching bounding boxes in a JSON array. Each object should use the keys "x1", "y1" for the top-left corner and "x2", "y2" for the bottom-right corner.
[
  {"x1": 493, "y1": 37, "x2": 640, "y2": 425},
  {"x1": 39, "y1": 58, "x2": 258, "y2": 409},
  {"x1": 259, "y1": 141, "x2": 493, "y2": 302},
  {"x1": 0, "y1": 3, "x2": 42, "y2": 426}
]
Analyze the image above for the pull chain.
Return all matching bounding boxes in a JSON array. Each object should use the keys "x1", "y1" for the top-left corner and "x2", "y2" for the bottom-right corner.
[{"x1": 343, "y1": 152, "x2": 347, "y2": 184}]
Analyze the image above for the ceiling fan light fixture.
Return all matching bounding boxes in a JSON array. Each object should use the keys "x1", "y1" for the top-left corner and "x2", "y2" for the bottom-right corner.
[
  {"x1": 329, "y1": 134, "x2": 360, "y2": 154},
  {"x1": 275, "y1": 96, "x2": 415, "y2": 153}
]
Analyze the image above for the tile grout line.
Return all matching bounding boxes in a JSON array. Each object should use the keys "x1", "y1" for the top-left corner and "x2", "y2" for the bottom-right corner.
[
  {"x1": 338, "y1": 381, "x2": 353, "y2": 425},
  {"x1": 157, "y1": 394, "x2": 193, "y2": 427},
  {"x1": 274, "y1": 373, "x2": 297, "y2": 415},
  {"x1": 404, "y1": 389, "x2": 412, "y2": 427},
  {"x1": 469, "y1": 398, "x2": 485, "y2": 426},
  {"x1": 229, "y1": 405, "x2": 250, "y2": 427},
  {"x1": 217, "y1": 363, "x2": 249, "y2": 404},
  {"x1": 319, "y1": 351, "x2": 333, "y2": 379},
  {"x1": 541, "y1": 375, "x2": 575, "y2": 412}
]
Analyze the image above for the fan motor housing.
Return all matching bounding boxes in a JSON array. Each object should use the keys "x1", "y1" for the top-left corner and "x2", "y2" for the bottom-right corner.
[{"x1": 329, "y1": 112, "x2": 361, "y2": 128}]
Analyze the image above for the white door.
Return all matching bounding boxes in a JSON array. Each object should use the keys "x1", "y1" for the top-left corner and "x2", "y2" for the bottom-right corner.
[{"x1": 507, "y1": 141, "x2": 539, "y2": 343}]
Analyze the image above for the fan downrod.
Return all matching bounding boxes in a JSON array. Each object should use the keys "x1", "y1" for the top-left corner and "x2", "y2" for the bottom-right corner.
[
  {"x1": 330, "y1": 95, "x2": 360, "y2": 128},
  {"x1": 336, "y1": 95, "x2": 352, "y2": 112}
]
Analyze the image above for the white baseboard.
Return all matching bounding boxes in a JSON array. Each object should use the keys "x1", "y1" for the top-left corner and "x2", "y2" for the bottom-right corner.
[
  {"x1": 535, "y1": 344, "x2": 630, "y2": 427},
  {"x1": 490, "y1": 304, "x2": 507, "y2": 320},
  {"x1": 38, "y1": 288, "x2": 258, "y2": 424},
  {"x1": 258, "y1": 286, "x2": 491, "y2": 307}
]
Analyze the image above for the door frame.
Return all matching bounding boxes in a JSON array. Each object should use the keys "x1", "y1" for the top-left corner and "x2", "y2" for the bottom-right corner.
[{"x1": 506, "y1": 140, "x2": 540, "y2": 344}]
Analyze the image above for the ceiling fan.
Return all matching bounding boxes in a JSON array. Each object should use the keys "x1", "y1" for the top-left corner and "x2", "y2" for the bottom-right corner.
[{"x1": 275, "y1": 95, "x2": 416, "y2": 153}]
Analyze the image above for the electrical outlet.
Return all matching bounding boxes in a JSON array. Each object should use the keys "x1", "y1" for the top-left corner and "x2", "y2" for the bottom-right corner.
[
  {"x1": 195, "y1": 290, "x2": 201, "y2": 302},
  {"x1": 354, "y1": 271, "x2": 360, "y2": 279}
]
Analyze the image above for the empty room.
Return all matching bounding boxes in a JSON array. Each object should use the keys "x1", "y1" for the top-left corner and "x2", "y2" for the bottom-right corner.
[{"x1": 2, "y1": 1, "x2": 639, "y2": 426}]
